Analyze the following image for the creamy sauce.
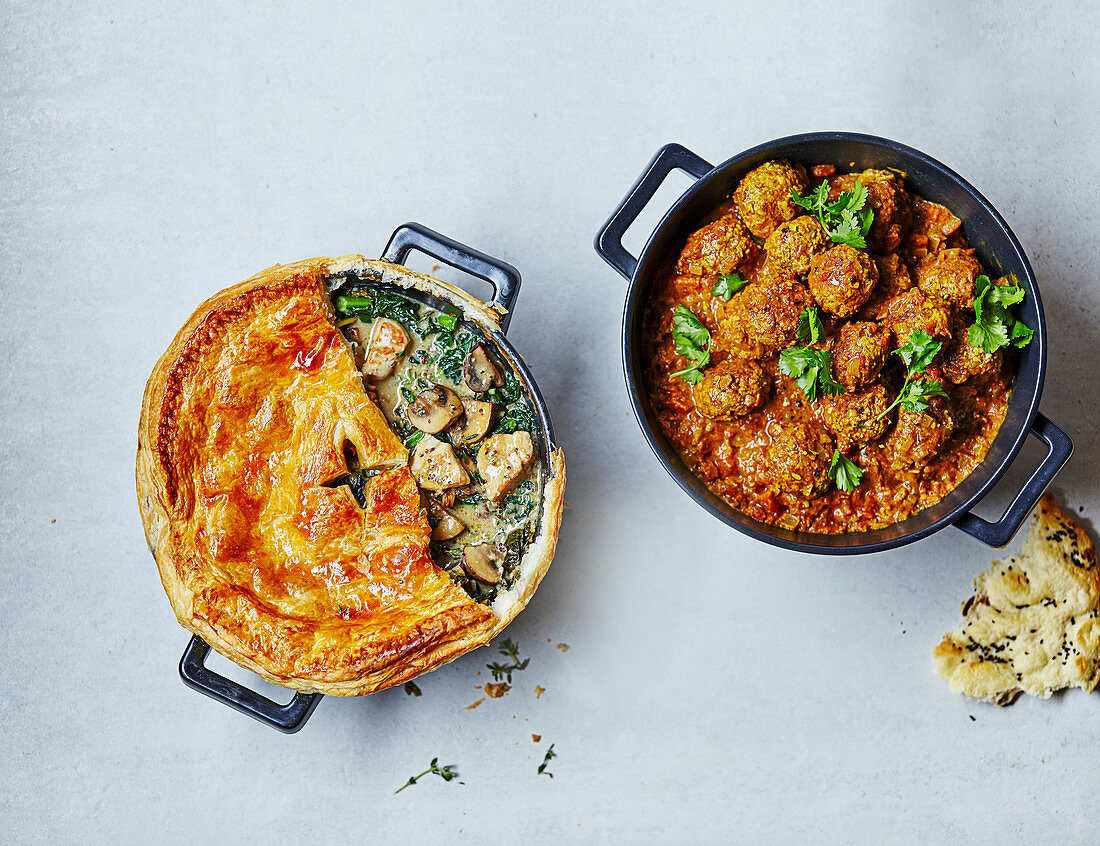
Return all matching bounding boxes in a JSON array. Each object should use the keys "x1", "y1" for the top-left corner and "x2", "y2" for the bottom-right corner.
[{"x1": 334, "y1": 290, "x2": 541, "y2": 602}]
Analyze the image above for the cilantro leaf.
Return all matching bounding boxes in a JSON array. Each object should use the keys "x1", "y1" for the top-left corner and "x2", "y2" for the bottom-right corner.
[
  {"x1": 894, "y1": 329, "x2": 942, "y2": 375},
  {"x1": 897, "y1": 377, "x2": 948, "y2": 414},
  {"x1": 796, "y1": 306, "x2": 825, "y2": 345},
  {"x1": 790, "y1": 182, "x2": 830, "y2": 216},
  {"x1": 791, "y1": 180, "x2": 874, "y2": 247},
  {"x1": 712, "y1": 273, "x2": 748, "y2": 301},
  {"x1": 830, "y1": 209, "x2": 868, "y2": 248},
  {"x1": 828, "y1": 450, "x2": 864, "y2": 492},
  {"x1": 967, "y1": 274, "x2": 1033, "y2": 354},
  {"x1": 1009, "y1": 320, "x2": 1034, "y2": 348},
  {"x1": 878, "y1": 330, "x2": 945, "y2": 421},
  {"x1": 967, "y1": 319, "x2": 1008, "y2": 354},
  {"x1": 779, "y1": 346, "x2": 844, "y2": 401},
  {"x1": 670, "y1": 304, "x2": 711, "y2": 383},
  {"x1": 672, "y1": 305, "x2": 710, "y2": 348}
]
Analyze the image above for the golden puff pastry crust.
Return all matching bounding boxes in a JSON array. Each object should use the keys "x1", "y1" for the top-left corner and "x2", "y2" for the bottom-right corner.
[
  {"x1": 933, "y1": 493, "x2": 1100, "y2": 705},
  {"x1": 137, "y1": 256, "x2": 565, "y2": 696}
]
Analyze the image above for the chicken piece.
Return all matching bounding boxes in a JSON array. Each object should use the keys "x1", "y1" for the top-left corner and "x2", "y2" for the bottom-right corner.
[
  {"x1": 477, "y1": 431, "x2": 536, "y2": 503},
  {"x1": 360, "y1": 318, "x2": 409, "y2": 379},
  {"x1": 410, "y1": 435, "x2": 470, "y2": 493}
]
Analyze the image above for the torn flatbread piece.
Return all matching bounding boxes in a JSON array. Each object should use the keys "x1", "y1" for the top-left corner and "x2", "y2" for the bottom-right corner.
[{"x1": 933, "y1": 494, "x2": 1100, "y2": 705}]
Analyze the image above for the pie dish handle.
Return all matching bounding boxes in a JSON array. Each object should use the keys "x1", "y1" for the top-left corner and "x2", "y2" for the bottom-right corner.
[
  {"x1": 953, "y1": 413, "x2": 1073, "y2": 548},
  {"x1": 179, "y1": 635, "x2": 322, "y2": 733},
  {"x1": 382, "y1": 222, "x2": 522, "y2": 332},
  {"x1": 594, "y1": 142, "x2": 714, "y2": 280}
]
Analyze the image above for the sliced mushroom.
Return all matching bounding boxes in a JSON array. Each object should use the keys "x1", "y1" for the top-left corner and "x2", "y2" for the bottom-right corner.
[
  {"x1": 407, "y1": 385, "x2": 464, "y2": 434},
  {"x1": 477, "y1": 431, "x2": 536, "y2": 502},
  {"x1": 361, "y1": 318, "x2": 409, "y2": 380},
  {"x1": 463, "y1": 344, "x2": 505, "y2": 393},
  {"x1": 461, "y1": 542, "x2": 504, "y2": 584},
  {"x1": 428, "y1": 500, "x2": 466, "y2": 541},
  {"x1": 449, "y1": 398, "x2": 496, "y2": 446},
  {"x1": 411, "y1": 435, "x2": 470, "y2": 492}
]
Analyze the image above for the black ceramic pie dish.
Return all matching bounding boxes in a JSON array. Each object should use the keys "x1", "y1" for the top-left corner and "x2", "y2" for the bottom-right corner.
[
  {"x1": 595, "y1": 132, "x2": 1072, "y2": 555},
  {"x1": 179, "y1": 222, "x2": 560, "y2": 732}
]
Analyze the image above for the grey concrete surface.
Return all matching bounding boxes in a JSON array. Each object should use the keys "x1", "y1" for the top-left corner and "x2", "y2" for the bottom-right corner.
[{"x1": 1, "y1": 1, "x2": 1098, "y2": 843}]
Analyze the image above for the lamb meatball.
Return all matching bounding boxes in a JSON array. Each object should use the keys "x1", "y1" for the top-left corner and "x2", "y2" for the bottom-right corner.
[
  {"x1": 880, "y1": 288, "x2": 952, "y2": 348},
  {"x1": 763, "y1": 215, "x2": 829, "y2": 277},
  {"x1": 677, "y1": 212, "x2": 757, "y2": 276},
  {"x1": 940, "y1": 319, "x2": 1001, "y2": 384},
  {"x1": 888, "y1": 391, "x2": 955, "y2": 465},
  {"x1": 819, "y1": 383, "x2": 892, "y2": 451},
  {"x1": 767, "y1": 422, "x2": 834, "y2": 498},
  {"x1": 732, "y1": 277, "x2": 814, "y2": 349},
  {"x1": 808, "y1": 244, "x2": 879, "y2": 318},
  {"x1": 732, "y1": 160, "x2": 807, "y2": 239},
  {"x1": 861, "y1": 253, "x2": 915, "y2": 320},
  {"x1": 858, "y1": 169, "x2": 909, "y2": 252},
  {"x1": 832, "y1": 321, "x2": 891, "y2": 390},
  {"x1": 915, "y1": 248, "x2": 983, "y2": 309},
  {"x1": 691, "y1": 358, "x2": 769, "y2": 421}
]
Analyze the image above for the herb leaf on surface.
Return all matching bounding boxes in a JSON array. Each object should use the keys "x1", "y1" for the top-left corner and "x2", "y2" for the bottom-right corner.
[{"x1": 828, "y1": 450, "x2": 864, "y2": 492}]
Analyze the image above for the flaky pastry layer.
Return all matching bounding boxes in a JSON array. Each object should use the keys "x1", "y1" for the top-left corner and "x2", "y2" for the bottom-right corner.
[{"x1": 137, "y1": 256, "x2": 564, "y2": 695}]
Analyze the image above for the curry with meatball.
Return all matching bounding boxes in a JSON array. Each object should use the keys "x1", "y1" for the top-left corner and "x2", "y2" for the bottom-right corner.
[{"x1": 644, "y1": 160, "x2": 1033, "y2": 533}]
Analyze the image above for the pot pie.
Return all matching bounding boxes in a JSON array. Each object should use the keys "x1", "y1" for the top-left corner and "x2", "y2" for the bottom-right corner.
[{"x1": 137, "y1": 256, "x2": 565, "y2": 696}]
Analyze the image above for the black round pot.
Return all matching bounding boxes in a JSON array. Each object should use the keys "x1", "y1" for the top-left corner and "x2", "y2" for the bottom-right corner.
[{"x1": 595, "y1": 133, "x2": 1072, "y2": 555}]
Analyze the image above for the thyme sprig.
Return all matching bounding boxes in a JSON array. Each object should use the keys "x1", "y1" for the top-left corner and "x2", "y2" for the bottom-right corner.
[
  {"x1": 538, "y1": 744, "x2": 557, "y2": 777},
  {"x1": 487, "y1": 638, "x2": 529, "y2": 684},
  {"x1": 394, "y1": 758, "x2": 462, "y2": 793}
]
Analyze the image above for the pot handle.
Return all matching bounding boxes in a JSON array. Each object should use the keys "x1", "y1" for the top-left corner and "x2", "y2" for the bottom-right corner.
[
  {"x1": 178, "y1": 635, "x2": 321, "y2": 734},
  {"x1": 382, "y1": 222, "x2": 522, "y2": 332},
  {"x1": 594, "y1": 143, "x2": 714, "y2": 280},
  {"x1": 954, "y1": 413, "x2": 1073, "y2": 547}
]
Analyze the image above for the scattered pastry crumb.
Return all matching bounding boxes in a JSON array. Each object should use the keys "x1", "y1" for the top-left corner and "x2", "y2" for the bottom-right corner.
[
  {"x1": 50, "y1": 519, "x2": 56, "y2": 524},
  {"x1": 484, "y1": 682, "x2": 510, "y2": 698},
  {"x1": 933, "y1": 493, "x2": 1100, "y2": 705},
  {"x1": 534, "y1": 685, "x2": 545, "y2": 698},
  {"x1": 556, "y1": 643, "x2": 569, "y2": 652},
  {"x1": 466, "y1": 698, "x2": 485, "y2": 710},
  {"x1": 531, "y1": 734, "x2": 541, "y2": 742}
]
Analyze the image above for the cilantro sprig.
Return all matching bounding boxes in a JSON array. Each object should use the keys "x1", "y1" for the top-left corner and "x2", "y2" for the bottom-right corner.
[
  {"x1": 790, "y1": 181, "x2": 874, "y2": 249},
  {"x1": 877, "y1": 330, "x2": 949, "y2": 420},
  {"x1": 828, "y1": 450, "x2": 864, "y2": 492},
  {"x1": 712, "y1": 272, "x2": 748, "y2": 301},
  {"x1": 670, "y1": 304, "x2": 711, "y2": 384},
  {"x1": 967, "y1": 275, "x2": 1034, "y2": 354},
  {"x1": 778, "y1": 344, "x2": 844, "y2": 401}
]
